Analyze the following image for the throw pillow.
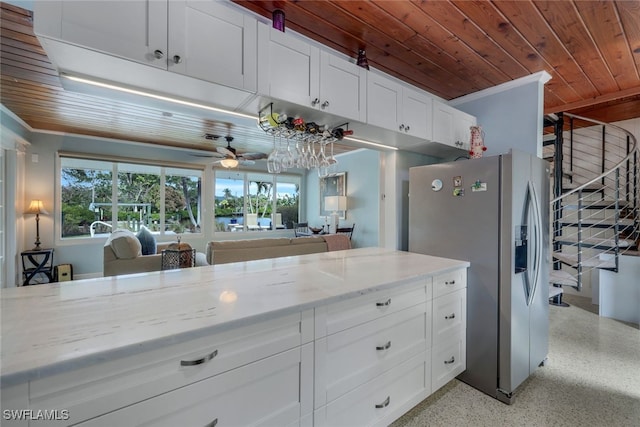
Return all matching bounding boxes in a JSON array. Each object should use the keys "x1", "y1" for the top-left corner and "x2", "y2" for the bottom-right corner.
[
  {"x1": 108, "y1": 229, "x2": 142, "y2": 259},
  {"x1": 136, "y1": 226, "x2": 157, "y2": 256}
]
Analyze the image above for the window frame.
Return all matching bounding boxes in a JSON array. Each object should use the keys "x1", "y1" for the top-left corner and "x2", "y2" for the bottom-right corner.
[{"x1": 55, "y1": 152, "x2": 205, "y2": 245}]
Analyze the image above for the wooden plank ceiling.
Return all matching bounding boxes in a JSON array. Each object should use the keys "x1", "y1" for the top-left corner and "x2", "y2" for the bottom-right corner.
[{"x1": 2, "y1": 1, "x2": 640, "y2": 158}]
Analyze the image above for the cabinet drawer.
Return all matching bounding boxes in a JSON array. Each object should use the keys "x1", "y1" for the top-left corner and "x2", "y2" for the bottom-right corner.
[
  {"x1": 433, "y1": 268, "x2": 466, "y2": 298},
  {"x1": 432, "y1": 331, "x2": 466, "y2": 391},
  {"x1": 433, "y1": 288, "x2": 466, "y2": 346},
  {"x1": 315, "y1": 281, "x2": 429, "y2": 338},
  {"x1": 29, "y1": 312, "x2": 307, "y2": 426},
  {"x1": 314, "y1": 352, "x2": 430, "y2": 427},
  {"x1": 78, "y1": 347, "x2": 305, "y2": 427},
  {"x1": 315, "y1": 303, "x2": 430, "y2": 408}
]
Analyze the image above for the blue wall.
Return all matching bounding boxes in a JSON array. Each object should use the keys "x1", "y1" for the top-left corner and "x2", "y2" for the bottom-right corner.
[
  {"x1": 454, "y1": 80, "x2": 544, "y2": 158},
  {"x1": 305, "y1": 149, "x2": 381, "y2": 248}
]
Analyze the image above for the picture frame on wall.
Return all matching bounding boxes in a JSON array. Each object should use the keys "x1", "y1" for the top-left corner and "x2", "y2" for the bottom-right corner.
[{"x1": 320, "y1": 172, "x2": 346, "y2": 219}]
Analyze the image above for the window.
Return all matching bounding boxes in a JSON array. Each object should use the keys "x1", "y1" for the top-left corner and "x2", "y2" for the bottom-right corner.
[
  {"x1": 60, "y1": 156, "x2": 202, "y2": 239},
  {"x1": 214, "y1": 170, "x2": 300, "y2": 232}
]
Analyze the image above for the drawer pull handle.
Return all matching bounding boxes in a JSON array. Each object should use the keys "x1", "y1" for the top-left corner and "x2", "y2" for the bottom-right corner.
[
  {"x1": 376, "y1": 298, "x2": 391, "y2": 307},
  {"x1": 444, "y1": 356, "x2": 455, "y2": 365},
  {"x1": 445, "y1": 313, "x2": 456, "y2": 320},
  {"x1": 181, "y1": 349, "x2": 218, "y2": 366},
  {"x1": 376, "y1": 341, "x2": 392, "y2": 351},
  {"x1": 375, "y1": 396, "x2": 390, "y2": 409},
  {"x1": 205, "y1": 418, "x2": 218, "y2": 427},
  {"x1": 445, "y1": 280, "x2": 456, "y2": 285}
]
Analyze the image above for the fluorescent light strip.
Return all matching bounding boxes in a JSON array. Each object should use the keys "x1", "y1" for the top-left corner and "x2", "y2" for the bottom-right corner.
[
  {"x1": 62, "y1": 74, "x2": 257, "y2": 121},
  {"x1": 344, "y1": 136, "x2": 398, "y2": 151}
]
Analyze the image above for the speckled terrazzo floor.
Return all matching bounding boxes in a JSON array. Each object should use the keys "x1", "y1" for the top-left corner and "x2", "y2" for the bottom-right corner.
[{"x1": 391, "y1": 295, "x2": 640, "y2": 427}]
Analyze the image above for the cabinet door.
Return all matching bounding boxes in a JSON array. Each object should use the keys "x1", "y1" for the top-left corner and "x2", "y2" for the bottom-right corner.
[
  {"x1": 314, "y1": 303, "x2": 428, "y2": 407},
  {"x1": 169, "y1": 1, "x2": 257, "y2": 92},
  {"x1": 432, "y1": 331, "x2": 466, "y2": 391},
  {"x1": 314, "y1": 352, "x2": 429, "y2": 427},
  {"x1": 432, "y1": 100, "x2": 456, "y2": 147},
  {"x1": 454, "y1": 110, "x2": 477, "y2": 151},
  {"x1": 367, "y1": 72, "x2": 402, "y2": 132},
  {"x1": 77, "y1": 348, "x2": 305, "y2": 427},
  {"x1": 258, "y1": 23, "x2": 320, "y2": 107},
  {"x1": 401, "y1": 87, "x2": 433, "y2": 140},
  {"x1": 319, "y1": 51, "x2": 367, "y2": 122},
  {"x1": 37, "y1": 1, "x2": 168, "y2": 69}
]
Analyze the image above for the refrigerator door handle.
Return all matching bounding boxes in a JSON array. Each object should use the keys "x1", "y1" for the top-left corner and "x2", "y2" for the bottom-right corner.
[{"x1": 527, "y1": 181, "x2": 543, "y2": 306}]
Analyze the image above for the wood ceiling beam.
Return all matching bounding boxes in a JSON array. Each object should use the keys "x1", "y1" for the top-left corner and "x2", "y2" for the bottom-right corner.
[{"x1": 544, "y1": 86, "x2": 640, "y2": 114}]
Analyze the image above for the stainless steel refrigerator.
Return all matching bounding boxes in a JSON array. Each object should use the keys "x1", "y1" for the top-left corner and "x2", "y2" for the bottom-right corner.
[{"x1": 408, "y1": 149, "x2": 549, "y2": 404}]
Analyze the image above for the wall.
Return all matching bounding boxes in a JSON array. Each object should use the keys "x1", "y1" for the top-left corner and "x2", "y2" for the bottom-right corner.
[
  {"x1": 305, "y1": 149, "x2": 381, "y2": 248},
  {"x1": 451, "y1": 72, "x2": 550, "y2": 158}
]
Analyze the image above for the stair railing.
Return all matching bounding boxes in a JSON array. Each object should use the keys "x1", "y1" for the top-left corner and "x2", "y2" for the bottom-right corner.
[{"x1": 551, "y1": 113, "x2": 639, "y2": 291}]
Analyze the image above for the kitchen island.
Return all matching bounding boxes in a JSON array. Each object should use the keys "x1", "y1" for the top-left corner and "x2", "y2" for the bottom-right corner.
[{"x1": 1, "y1": 247, "x2": 469, "y2": 426}]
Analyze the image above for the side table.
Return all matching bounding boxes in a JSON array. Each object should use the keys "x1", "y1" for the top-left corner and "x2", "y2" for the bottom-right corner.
[
  {"x1": 21, "y1": 248, "x2": 54, "y2": 286},
  {"x1": 161, "y1": 248, "x2": 196, "y2": 270}
]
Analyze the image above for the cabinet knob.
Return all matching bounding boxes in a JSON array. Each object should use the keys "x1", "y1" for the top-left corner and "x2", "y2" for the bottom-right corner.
[
  {"x1": 399, "y1": 124, "x2": 405, "y2": 131},
  {"x1": 153, "y1": 49, "x2": 164, "y2": 59},
  {"x1": 321, "y1": 100, "x2": 330, "y2": 109},
  {"x1": 405, "y1": 125, "x2": 410, "y2": 132},
  {"x1": 311, "y1": 98, "x2": 320, "y2": 106},
  {"x1": 173, "y1": 55, "x2": 182, "y2": 64}
]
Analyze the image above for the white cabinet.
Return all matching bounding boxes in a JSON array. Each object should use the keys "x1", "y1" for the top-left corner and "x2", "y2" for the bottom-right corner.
[
  {"x1": 34, "y1": 1, "x2": 168, "y2": 69},
  {"x1": 314, "y1": 302, "x2": 430, "y2": 407},
  {"x1": 433, "y1": 100, "x2": 477, "y2": 151},
  {"x1": 314, "y1": 353, "x2": 430, "y2": 427},
  {"x1": 257, "y1": 26, "x2": 366, "y2": 122},
  {"x1": 258, "y1": 23, "x2": 320, "y2": 108},
  {"x1": 77, "y1": 347, "x2": 307, "y2": 427},
  {"x1": 367, "y1": 72, "x2": 433, "y2": 139},
  {"x1": 318, "y1": 51, "x2": 367, "y2": 122},
  {"x1": 168, "y1": 1, "x2": 257, "y2": 92},
  {"x1": 35, "y1": 1, "x2": 257, "y2": 92},
  {"x1": 28, "y1": 312, "x2": 311, "y2": 426}
]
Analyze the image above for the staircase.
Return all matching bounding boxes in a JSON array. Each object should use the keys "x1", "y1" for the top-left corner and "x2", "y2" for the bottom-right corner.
[{"x1": 544, "y1": 113, "x2": 639, "y2": 303}]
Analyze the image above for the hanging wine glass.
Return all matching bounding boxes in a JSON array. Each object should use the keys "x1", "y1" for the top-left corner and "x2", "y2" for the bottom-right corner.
[
  {"x1": 267, "y1": 134, "x2": 281, "y2": 174},
  {"x1": 317, "y1": 142, "x2": 330, "y2": 177}
]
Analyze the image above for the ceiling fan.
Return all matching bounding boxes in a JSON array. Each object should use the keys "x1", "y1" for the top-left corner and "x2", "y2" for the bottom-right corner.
[{"x1": 195, "y1": 135, "x2": 267, "y2": 168}]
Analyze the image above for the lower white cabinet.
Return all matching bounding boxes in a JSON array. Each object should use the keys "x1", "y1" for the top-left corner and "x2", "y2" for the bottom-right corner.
[
  {"x1": 12, "y1": 268, "x2": 466, "y2": 427},
  {"x1": 432, "y1": 331, "x2": 466, "y2": 391},
  {"x1": 314, "y1": 352, "x2": 430, "y2": 427},
  {"x1": 78, "y1": 347, "x2": 308, "y2": 427}
]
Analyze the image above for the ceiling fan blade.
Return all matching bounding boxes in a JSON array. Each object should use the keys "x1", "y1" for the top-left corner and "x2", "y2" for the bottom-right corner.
[
  {"x1": 217, "y1": 146, "x2": 236, "y2": 158},
  {"x1": 238, "y1": 152, "x2": 267, "y2": 160},
  {"x1": 190, "y1": 152, "x2": 225, "y2": 158}
]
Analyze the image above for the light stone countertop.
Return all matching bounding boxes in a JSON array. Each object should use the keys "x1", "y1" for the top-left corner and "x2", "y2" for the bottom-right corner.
[{"x1": 0, "y1": 247, "x2": 468, "y2": 386}]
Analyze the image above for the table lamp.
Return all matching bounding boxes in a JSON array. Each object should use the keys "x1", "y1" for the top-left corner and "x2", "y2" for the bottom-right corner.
[
  {"x1": 324, "y1": 196, "x2": 347, "y2": 234},
  {"x1": 24, "y1": 200, "x2": 48, "y2": 250}
]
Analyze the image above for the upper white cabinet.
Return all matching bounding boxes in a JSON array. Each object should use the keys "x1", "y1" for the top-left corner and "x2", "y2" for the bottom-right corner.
[
  {"x1": 433, "y1": 100, "x2": 476, "y2": 151},
  {"x1": 367, "y1": 72, "x2": 433, "y2": 140},
  {"x1": 257, "y1": 25, "x2": 366, "y2": 122},
  {"x1": 168, "y1": 1, "x2": 257, "y2": 92},
  {"x1": 34, "y1": 1, "x2": 257, "y2": 92},
  {"x1": 35, "y1": 1, "x2": 168, "y2": 69},
  {"x1": 318, "y1": 51, "x2": 367, "y2": 122},
  {"x1": 257, "y1": 23, "x2": 320, "y2": 109}
]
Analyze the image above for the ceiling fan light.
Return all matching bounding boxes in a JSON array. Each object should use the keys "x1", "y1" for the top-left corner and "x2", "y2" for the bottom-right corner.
[{"x1": 220, "y1": 158, "x2": 239, "y2": 168}]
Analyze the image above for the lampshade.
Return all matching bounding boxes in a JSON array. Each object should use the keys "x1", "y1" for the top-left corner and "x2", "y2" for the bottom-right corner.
[
  {"x1": 24, "y1": 200, "x2": 49, "y2": 215},
  {"x1": 220, "y1": 158, "x2": 239, "y2": 168},
  {"x1": 325, "y1": 195, "x2": 347, "y2": 212}
]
